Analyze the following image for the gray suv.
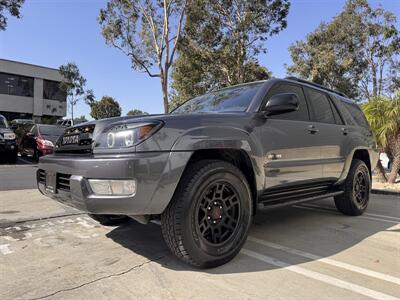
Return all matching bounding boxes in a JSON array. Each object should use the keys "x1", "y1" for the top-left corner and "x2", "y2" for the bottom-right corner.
[{"x1": 37, "y1": 77, "x2": 378, "y2": 268}]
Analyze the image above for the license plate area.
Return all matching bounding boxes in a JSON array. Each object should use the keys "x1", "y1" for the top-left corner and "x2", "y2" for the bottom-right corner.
[{"x1": 62, "y1": 134, "x2": 80, "y2": 145}]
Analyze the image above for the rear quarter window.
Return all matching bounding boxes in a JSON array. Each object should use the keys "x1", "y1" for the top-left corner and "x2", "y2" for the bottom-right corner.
[{"x1": 335, "y1": 96, "x2": 369, "y2": 128}]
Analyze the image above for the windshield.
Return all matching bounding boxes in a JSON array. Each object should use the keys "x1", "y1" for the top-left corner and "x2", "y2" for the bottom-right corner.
[
  {"x1": 0, "y1": 115, "x2": 9, "y2": 128},
  {"x1": 38, "y1": 125, "x2": 65, "y2": 136},
  {"x1": 171, "y1": 82, "x2": 264, "y2": 114}
]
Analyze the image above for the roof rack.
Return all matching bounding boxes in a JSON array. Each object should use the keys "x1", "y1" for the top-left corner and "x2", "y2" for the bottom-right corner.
[{"x1": 285, "y1": 76, "x2": 348, "y2": 98}]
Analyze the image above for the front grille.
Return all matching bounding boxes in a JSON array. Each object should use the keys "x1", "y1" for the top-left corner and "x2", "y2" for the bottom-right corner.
[
  {"x1": 38, "y1": 169, "x2": 46, "y2": 184},
  {"x1": 56, "y1": 124, "x2": 95, "y2": 154},
  {"x1": 56, "y1": 173, "x2": 71, "y2": 192}
]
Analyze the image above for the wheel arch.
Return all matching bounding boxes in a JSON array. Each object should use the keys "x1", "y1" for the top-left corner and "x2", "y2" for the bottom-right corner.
[
  {"x1": 353, "y1": 149, "x2": 372, "y2": 178},
  {"x1": 184, "y1": 148, "x2": 260, "y2": 215}
]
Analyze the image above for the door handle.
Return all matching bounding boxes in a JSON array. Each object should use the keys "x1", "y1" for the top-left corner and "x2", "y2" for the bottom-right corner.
[
  {"x1": 307, "y1": 125, "x2": 319, "y2": 134},
  {"x1": 341, "y1": 128, "x2": 348, "y2": 135}
]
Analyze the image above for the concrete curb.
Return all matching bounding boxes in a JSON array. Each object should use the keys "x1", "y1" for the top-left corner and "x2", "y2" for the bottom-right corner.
[{"x1": 371, "y1": 189, "x2": 400, "y2": 197}]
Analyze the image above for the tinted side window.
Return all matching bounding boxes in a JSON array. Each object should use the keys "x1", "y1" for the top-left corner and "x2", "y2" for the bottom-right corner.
[
  {"x1": 305, "y1": 88, "x2": 336, "y2": 124},
  {"x1": 265, "y1": 83, "x2": 310, "y2": 121},
  {"x1": 342, "y1": 101, "x2": 370, "y2": 129},
  {"x1": 328, "y1": 96, "x2": 344, "y2": 125}
]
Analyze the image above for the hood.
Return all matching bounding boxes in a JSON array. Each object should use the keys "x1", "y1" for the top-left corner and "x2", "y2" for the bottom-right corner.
[
  {"x1": 41, "y1": 134, "x2": 62, "y2": 144},
  {"x1": 0, "y1": 128, "x2": 15, "y2": 138}
]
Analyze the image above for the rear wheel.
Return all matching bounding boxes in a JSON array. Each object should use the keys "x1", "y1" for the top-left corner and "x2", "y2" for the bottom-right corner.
[
  {"x1": 161, "y1": 160, "x2": 252, "y2": 268},
  {"x1": 88, "y1": 214, "x2": 130, "y2": 226},
  {"x1": 334, "y1": 159, "x2": 371, "y2": 216}
]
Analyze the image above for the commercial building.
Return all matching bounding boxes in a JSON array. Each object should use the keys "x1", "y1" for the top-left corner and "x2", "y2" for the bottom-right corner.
[{"x1": 0, "y1": 59, "x2": 66, "y2": 122}]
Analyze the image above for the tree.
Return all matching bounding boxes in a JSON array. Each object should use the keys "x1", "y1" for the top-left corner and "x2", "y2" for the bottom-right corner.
[
  {"x1": 170, "y1": 0, "x2": 288, "y2": 108},
  {"x1": 98, "y1": 0, "x2": 188, "y2": 113},
  {"x1": 0, "y1": 0, "x2": 25, "y2": 31},
  {"x1": 362, "y1": 93, "x2": 400, "y2": 184},
  {"x1": 127, "y1": 109, "x2": 149, "y2": 116},
  {"x1": 287, "y1": 0, "x2": 399, "y2": 99},
  {"x1": 90, "y1": 96, "x2": 122, "y2": 120},
  {"x1": 59, "y1": 63, "x2": 93, "y2": 122}
]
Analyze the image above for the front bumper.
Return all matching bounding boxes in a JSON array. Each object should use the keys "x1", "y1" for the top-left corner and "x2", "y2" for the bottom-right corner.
[
  {"x1": 0, "y1": 140, "x2": 17, "y2": 152},
  {"x1": 37, "y1": 151, "x2": 192, "y2": 215}
]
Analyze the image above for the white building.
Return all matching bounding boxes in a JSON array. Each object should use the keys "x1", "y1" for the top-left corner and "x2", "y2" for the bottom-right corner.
[{"x1": 0, "y1": 59, "x2": 66, "y2": 122}]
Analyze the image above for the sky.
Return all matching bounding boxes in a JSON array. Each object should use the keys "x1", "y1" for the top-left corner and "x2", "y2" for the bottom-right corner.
[{"x1": 0, "y1": 0, "x2": 399, "y2": 119}]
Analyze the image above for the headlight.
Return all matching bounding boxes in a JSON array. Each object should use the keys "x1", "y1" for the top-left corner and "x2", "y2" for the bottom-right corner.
[
  {"x1": 96, "y1": 121, "x2": 162, "y2": 149},
  {"x1": 43, "y1": 140, "x2": 54, "y2": 147},
  {"x1": 3, "y1": 133, "x2": 16, "y2": 140}
]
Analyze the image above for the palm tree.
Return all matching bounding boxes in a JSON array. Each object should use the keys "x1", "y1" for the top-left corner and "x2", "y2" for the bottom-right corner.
[{"x1": 362, "y1": 93, "x2": 400, "y2": 184}]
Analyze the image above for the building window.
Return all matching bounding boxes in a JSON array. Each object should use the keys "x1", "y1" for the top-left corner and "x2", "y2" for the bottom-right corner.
[
  {"x1": 0, "y1": 72, "x2": 34, "y2": 97},
  {"x1": 43, "y1": 80, "x2": 66, "y2": 101}
]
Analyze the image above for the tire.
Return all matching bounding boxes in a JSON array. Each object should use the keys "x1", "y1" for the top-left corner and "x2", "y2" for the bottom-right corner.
[
  {"x1": 161, "y1": 160, "x2": 252, "y2": 268},
  {"x1": 334, "y1": 159, "x2": 371, "y2": 216},
  {"x1": 88, "y1": 214, "x2": 130, "y2": 226}
]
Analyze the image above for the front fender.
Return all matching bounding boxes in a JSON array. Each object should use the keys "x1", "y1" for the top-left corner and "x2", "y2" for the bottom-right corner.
[{"x1": 170, "y1": 126, "x2": 265, "y2": 193}]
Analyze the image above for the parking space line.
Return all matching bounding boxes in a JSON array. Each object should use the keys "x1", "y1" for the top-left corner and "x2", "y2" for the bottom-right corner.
[
  {"x1": 248, "y1": 236, "x2": 400, "y2": 286},
  {"x1": 242, "y1": 248, "x2": 400, "y2": 300},
  {"x1": 300, "y1": 203, "x2": 400, "y2": 222},
  {"x1": 294, "y1": 205, "x2": 400, "y2": 225}
]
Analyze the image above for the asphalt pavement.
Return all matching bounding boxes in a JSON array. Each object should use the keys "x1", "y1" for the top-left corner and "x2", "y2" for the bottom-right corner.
[
  {"x1": 0, "y1": 164, "x2": 399, "y2": 300},
  {"x1": 0, "y1": 156, "x2": 37, "y2": 191}
]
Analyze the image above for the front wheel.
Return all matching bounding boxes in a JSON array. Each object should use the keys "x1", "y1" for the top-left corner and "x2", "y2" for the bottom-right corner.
[
  {"x1": 161, "y1": 160, "x2": 252, "y2": 268},
  {"x1": 334, "y1": 159, "x2": 371, "y2": 216}
]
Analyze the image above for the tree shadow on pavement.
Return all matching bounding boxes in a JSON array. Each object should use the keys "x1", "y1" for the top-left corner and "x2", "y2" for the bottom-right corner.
[{"x1": 106, "y1": 197, "x2": 397, "y2": 274}]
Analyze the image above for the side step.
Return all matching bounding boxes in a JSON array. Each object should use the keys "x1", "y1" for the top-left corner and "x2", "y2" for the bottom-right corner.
[{"x1": 257, "y1": 190, "x2": 343, "y2": 210}]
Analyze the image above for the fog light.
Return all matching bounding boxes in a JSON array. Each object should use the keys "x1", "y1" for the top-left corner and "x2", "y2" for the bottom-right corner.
[{"x1": 88, "y1": 179, "x2": 136, "y2": 196}]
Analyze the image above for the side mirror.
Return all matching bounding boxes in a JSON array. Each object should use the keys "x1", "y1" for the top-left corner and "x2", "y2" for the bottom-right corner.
[{"x1": 263, "y1": 93, "x2": 299, "y2": 116}]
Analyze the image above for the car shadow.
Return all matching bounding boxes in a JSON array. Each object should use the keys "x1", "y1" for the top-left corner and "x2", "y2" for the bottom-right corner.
[{"x1": 105, "y1": 197, "x2": 396, "y2": 274}]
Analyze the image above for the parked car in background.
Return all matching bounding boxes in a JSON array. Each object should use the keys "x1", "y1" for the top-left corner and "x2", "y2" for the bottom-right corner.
[
  {"x1": 20, "y1": 124, "x2": 65, "y2": 161},
  {"x1": 0, "y1": 114, "x2": 18, "y2": 163},
  {"x1": 10, "y1": 119, "x2": 35, "y2": 127},
  {"x1": 56, "y1": 119, "x2": 73, "y2": 127}
]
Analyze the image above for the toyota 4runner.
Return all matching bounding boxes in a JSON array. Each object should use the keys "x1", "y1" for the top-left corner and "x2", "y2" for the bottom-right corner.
[{"x1": 37, "y1": 77, "x2": 378, "y2": 268}]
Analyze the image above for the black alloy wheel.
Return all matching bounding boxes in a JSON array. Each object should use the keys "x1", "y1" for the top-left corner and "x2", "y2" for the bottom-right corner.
[
  {"x1": 334, "y1": 159, "x2": 370, "y2": 216},
  {"x1": 195, "y1": 181, "x2": 241, "y2": 246},
  {"x1": 161, "y1": 160, "x2": 252, "y2": 268}
]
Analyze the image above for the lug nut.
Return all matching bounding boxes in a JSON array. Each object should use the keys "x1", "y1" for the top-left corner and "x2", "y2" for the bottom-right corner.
[
  {"x1": 208, "y1": 207, "x2": 211, "y2": 210},
  {"x1": 214, "y1": 202, "x2": 217, "y2": 205},
  {"x1": 207, "y1": 216, "x2": 211, "y2": 220},
  {"x1": 219, "y1": 206, "x2": 222, "y2": 209},
  {"x1": 213, "y1": 220, "x2": 216, "y2": 224},
  {"x1": 219, "y1": 216, "x2": 222, "y2": 219}
]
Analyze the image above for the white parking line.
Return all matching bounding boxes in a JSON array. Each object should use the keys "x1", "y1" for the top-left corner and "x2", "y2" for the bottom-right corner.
[
  {"x1": 294, "y1": 205, "x2": 400, "y2": 225},
  {"x1": 242, "y1": 248, "x2": 400, "y2": 300},
  {"x1": 301, "y1": 203, "x2": 400, "y2": 222},
  {"x1": 248, "y1": 236, "x2": 400, "y2": 286}
]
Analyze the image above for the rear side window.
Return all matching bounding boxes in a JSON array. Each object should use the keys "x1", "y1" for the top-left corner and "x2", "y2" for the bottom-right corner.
[
  {"x1": 305, "y1": 88, "x2": 336, "y2": 124},
  {"x1": 342, "y1": 101, "x2": 370, "y2": 129},
  {"x1": 265, "y1": 83, "x2": 310, "y2": 121}
]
